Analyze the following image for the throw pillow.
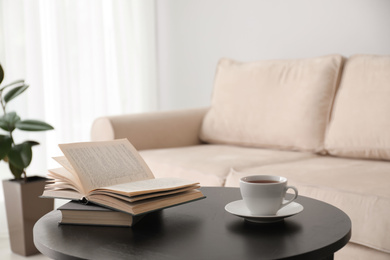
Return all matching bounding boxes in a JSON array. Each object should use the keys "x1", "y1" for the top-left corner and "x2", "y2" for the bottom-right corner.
[
  {"x1": 200, "y1": 55, "x2": 344, "y2": 152},
  {"x1": 325, "y1": 54, "x2": 390, "y2": 160}
]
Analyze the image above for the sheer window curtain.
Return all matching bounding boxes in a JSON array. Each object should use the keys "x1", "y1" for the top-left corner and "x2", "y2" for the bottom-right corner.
[{"x1": 0, "y1": 0, "x2": 158, "y2": 203}]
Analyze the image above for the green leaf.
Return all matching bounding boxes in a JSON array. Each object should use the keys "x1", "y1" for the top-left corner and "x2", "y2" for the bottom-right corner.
[
  {"x1": 0, "y1": 64, "x2": 4, "y2": 85},
  {"x1": 15, "y1": 120, "x2": 54, "y2": 131},
  {"x1": 0, "y1": 118, "x2": 8, "y2": 131},
  {"x1": 0, "y1": 135, "x2": 12, "y2": 160},
  {"x1": 0, "y1": 112, "x2": 21, "y2": 131},
  {"x1": 25, "y1": 140, "x2": 40, "y2": 146},
  {"x1": 9, "y1": 163, "x2": 24, "y2": 180},
  {"x1": 0, "y1": 79, "x2": 25, "y2": 91},
  {"x1": 4, "y1": 84, "x2": 29, "y2": 103},
  {"x1": 7, "y1": 142, "x2": 34, "y2": 170}
]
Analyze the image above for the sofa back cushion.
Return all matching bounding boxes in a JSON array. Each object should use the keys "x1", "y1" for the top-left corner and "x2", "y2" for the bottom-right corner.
[
  {"x1": 200, "y1": 55, "x2": 344, "y2": 152},
  {"x1": 325, "y1": 54, "x2": 390, "y2": 160}
]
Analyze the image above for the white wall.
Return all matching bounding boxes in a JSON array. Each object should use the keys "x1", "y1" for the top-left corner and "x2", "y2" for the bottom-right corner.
[{"x1": 156, "y1": 0, "x2": 390, "y2": 110}]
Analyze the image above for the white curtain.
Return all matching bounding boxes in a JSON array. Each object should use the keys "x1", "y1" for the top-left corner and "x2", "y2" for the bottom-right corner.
[{"x1": 0, "y1": 0, "x2": 157, "y2": 194}]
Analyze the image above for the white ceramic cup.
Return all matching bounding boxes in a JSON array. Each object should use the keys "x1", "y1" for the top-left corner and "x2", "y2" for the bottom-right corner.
[{"x1": 239, "y1": 175, "x2": 298, "y2": 216}]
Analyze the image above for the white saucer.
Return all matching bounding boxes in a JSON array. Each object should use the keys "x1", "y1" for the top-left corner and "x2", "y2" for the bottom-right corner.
[{"x1": 225, "y1": 200, "x2": 304, "y2": 223}]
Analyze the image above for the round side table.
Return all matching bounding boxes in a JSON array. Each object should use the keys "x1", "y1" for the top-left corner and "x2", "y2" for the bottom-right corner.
[{"x1": 34, "y1": 187, "x2": 351, "y2": 259}]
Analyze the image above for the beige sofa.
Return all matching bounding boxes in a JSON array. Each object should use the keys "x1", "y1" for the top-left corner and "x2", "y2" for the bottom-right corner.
[{"x1": 91, "y1": 54, "x2": 390, "y2": 260}]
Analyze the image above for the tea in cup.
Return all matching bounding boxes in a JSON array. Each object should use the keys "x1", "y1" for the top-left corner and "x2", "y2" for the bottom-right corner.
[{"x1": 239, "y1": 175, "x2": 298, "y2": 215}]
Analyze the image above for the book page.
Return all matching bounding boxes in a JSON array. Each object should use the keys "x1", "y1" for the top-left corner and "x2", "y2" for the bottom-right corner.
[
  {"x1": 88, "y1": 190, "x2": 204, "y2": 215},
  {"x1": 93, "y1": 178, "x2": 200, "y2": 197},
  {"x1": 59, "y1": 139, "x2": 155, "y2": 192},
  {"x1": 47, "y1": 167, "x2": 85, "y2": 194},
  {"x1": 90, "y1": 185, "x2": 200, "y2": 202},
  {"x1": 52, "y1": 156, "x2": 84, "y2": 190},
  {"x1": 41, "y1": 189, "x2": 84, "y2": 201},
  {"x1": 53, "y1": 156, "x2": 76, "y2": 174}
]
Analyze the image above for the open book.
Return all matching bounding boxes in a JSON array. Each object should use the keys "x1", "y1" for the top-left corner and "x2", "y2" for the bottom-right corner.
[{"x1": 42, "y1": 139, "x2": 205, "y2": 216}]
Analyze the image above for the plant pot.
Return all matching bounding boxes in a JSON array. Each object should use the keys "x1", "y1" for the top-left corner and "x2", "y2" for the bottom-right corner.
[{"x1": 2, "y1": 176, "x2": 54, "y2": 256}]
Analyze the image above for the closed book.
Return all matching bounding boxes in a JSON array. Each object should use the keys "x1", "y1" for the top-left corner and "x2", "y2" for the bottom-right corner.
[{"x1": 58, "y1": 201, "x2": 143, "y2": 227}]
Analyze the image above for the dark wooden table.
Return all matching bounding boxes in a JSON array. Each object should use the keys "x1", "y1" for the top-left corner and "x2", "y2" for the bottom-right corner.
[{"x1": 34, "y1": 187, "x2": 351, "y2": 260}]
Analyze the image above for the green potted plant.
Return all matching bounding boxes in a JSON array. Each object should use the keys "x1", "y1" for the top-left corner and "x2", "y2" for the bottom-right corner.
[{"x1": 0, "y1": 63, "x2": 55, "y2": 256}]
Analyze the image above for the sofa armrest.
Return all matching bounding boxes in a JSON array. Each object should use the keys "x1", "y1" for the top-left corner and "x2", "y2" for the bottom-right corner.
[{"x1": 91, "y1": 107, "x2": 209, "y2": 150}]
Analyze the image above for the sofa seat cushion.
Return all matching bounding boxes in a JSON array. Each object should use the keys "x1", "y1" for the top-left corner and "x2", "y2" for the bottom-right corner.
[
  {"x1": 337, "y1": 242, "x2": 390, "y2": 260},
  {"x1": 139, "y1": 144, "x2": 316, "y2": 186},
  {"x1": 200, "y1": 55, "x2": 344, "y2": 153},
  {"x1": 225, "y1": 156, "x2": 390, "y2": 253},
  {"x1": 325, "y1": 54, "x2": 390, "y2": 160}
]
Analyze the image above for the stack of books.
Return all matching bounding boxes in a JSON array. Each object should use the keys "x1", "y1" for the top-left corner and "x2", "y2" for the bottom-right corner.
[{"x1": 42, "y1": 139, "x2": 205, "y2": 227}]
